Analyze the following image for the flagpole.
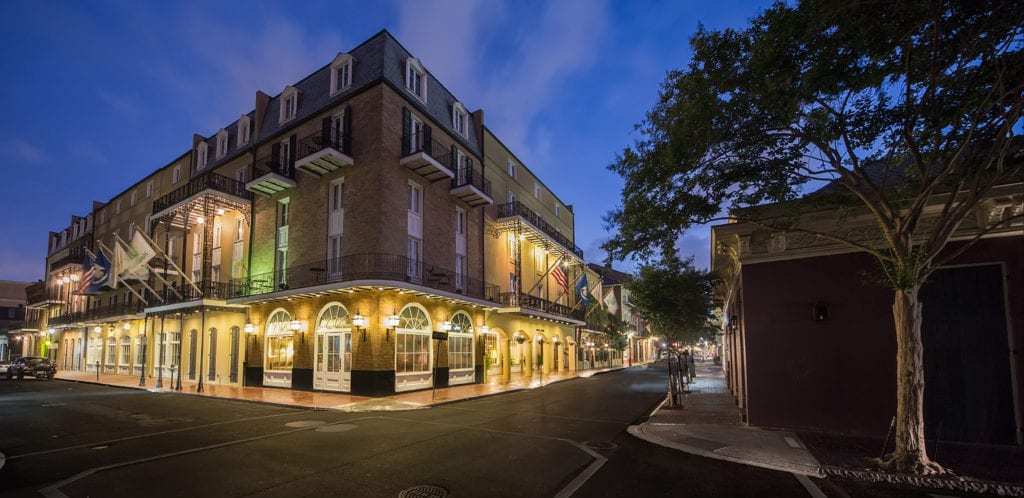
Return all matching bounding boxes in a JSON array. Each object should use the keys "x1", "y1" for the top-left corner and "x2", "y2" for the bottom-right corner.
[
  {"x1": 128, "y1": 224, "x2": 185, "y2": 299},
  {"x1": 97, "y1": 240, "x2": 147, "y2": 304},
  {"x1": 114, "y1": 234, "x2": 163, "y2": 303},
  {"x1": 136, "y1": 226, "x2": 202, "y2": 296}
]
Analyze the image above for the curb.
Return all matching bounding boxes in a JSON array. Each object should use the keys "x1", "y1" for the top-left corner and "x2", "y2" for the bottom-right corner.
[
  {"x1": 627, "y1": 424, "x2": 825, "y2": 477},
  {"x1": 821, "y1": 466, "x2": 1024, "y2": 497}
]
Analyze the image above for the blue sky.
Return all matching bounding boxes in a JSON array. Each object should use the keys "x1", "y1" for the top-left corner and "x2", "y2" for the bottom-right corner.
[{"x1": 0, "y1": 0, "x2": 774, "y2": 282}]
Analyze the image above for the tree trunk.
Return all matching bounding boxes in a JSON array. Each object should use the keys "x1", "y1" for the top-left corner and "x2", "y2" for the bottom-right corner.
[{"x1": 883, "y1": 288, "x2": 945, "y2": 475}]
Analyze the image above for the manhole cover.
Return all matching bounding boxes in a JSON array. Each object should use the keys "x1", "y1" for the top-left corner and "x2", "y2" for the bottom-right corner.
[
  {"x1": 316, "y1": 424, "x2": 357, "y2": 433},
  {"x1": 398, "y1": 484, "x2": 448, "y2": 498},
  {"x1": 583, "y1": 441, "x2": 617, "y2": 450},
  {"x1": 285, "y1": 420, "x2": 326, "y2": 428}
]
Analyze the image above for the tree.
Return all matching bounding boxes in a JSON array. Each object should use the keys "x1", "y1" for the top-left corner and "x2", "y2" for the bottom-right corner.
[
  {"x1": 603, "y1": 0, "x2": 1023, "y2": 475},
  {"x1": 626, "y1": 256, "x2": 719, "y2": 344}
]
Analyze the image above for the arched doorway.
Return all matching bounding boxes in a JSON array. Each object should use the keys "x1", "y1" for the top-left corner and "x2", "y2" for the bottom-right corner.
[
  {"x1": 448, "y1": 311, "x2": 474, "y2": 386},
  {"x1": 483, "y1": 327, "x2": 504, "y2": 378},
  {"x1": 263, "y1": 308, "x2": 295, "y2": 388},
  {"x1": 395, "y1": 303, "x2": 431, "y2": 392},
  {"x1": 314, "y1": 302, "x2": 352, "y2": 392},
  {"x1": 510, "y1": 331, "x2": 528, "y2": 375}
]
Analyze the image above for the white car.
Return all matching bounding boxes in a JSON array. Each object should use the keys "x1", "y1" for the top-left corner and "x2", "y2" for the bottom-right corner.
[{"x1": 0, "y1": 361, "x2": 10, "y2": 376}]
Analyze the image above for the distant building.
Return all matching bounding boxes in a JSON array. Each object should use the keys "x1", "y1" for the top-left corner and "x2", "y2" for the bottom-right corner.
[{"x1": 0, "y1": 280, "x2": 32, "y2": 361}]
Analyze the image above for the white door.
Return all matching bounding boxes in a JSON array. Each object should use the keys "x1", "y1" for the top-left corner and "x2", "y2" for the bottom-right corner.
[{"x1": 316, "y1": 331, "x2": 351, "y2": 391}]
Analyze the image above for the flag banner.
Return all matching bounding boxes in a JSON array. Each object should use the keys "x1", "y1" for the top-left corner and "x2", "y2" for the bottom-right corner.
[
  {"x1": 116, "y1": 232, "x2": 155, "y2": 281},
  {"x1": 603, "y1": 289, "x2": 619, "y2": 314},
  {"x1": 91, "y1": 247, "x2": 116, "y2": 291},
  {"x1": 552, "y1": 266, "x2": 569, "y2": 294},
  {"x1": 576, "y1": 274, "x2": 591, "y2": 306},
  {"x1": 77, "y1": 251, "x2": 98, "y2": 294}
]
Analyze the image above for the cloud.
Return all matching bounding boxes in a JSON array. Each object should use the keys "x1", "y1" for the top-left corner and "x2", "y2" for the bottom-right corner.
[
  {"x1": 5, "y1": 139, "x2": 47, "y2": 163},
  {"x1": 97, "y1": 89, "x2": 142, "y2": 119}
]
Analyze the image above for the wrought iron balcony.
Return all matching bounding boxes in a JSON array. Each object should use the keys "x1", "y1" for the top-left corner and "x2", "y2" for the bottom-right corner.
[
  {"x1": 230, "y1": 253, "x2": 500, "y2": 303},
  {"x1": 247, "y1": 154, "x2": 297, "y2": 196},
  {"x1": 450, "y1": 166, "x2": 492, "y2": 207},
  {"x1": 498, "y1": 292, "x2": 584, "y2": 321},
  {"x1": 295, "y1": 127, "x2": 353, "y2": 176},
  {"x1": 25, "y1": 281, "x2": 48, "y2": 307},
  {"x1": 153, "y1": 172, "x2": 251, "y2": 214},
  {"x1": 496, "y1": 201, "x2": 584, "y2": 259},
  {"x1": 400, "y1": 131, "x2": 454, "y2": 182},
  {"x1": 51, "y1": 301, "x2": 146, "y2": 325},
  {"x1": 154, "y1": 279, "x2": 232, "y2": 306}
]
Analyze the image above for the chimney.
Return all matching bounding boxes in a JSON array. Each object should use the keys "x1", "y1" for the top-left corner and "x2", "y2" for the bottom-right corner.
[{"x1": 254, "y1": 91, "x2": 271, "y2": 141}]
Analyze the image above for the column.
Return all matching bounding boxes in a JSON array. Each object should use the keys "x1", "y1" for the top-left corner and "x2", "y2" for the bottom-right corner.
[{"x1": 500, "y1": 338, "x2": 511, "y2": 382}]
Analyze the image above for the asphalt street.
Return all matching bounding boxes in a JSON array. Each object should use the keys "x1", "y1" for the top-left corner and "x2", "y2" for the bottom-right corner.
[{"x1": 0, "y1": 365, "x2": 814, "y2": 497}]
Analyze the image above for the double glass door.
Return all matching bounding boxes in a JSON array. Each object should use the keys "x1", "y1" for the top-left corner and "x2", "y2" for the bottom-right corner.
[{"x1": 315, "y1": 331, "x2": 351, "y2": 391}]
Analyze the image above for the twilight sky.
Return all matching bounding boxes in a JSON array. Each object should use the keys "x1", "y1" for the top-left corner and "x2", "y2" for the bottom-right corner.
[{"x1": 0, "y1": 0, "x2": 774, "y2": 282}]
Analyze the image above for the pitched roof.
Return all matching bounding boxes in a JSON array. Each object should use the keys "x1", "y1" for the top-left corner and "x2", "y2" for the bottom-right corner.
[{"x1": 586, "y1": 263, "x2": 634, "y2": 286}]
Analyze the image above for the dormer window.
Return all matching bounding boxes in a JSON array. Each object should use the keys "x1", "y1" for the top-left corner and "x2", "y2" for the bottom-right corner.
[
  {"x1": 146, "y1": 180, "x2": 153, "y2": 198},
  {"x1": 196, "y1": 142, "x2": 209, "y2": 170},
  {"x1": 452, "y1": 101, "x2": 468, "y2": 137},
  {"x1": 216, "y1": 129, "x2": 230, "y2": 159},
  {"x1": 329, "y1": 53, "x2": 354, "y2": 95},
  {"x1": 405, "y1": 57, "x2": 427, "y2": 102},
  {"x1": 508, "y1": 160, "x2": 517, "y2": 178},
  {"x1": 130, "y1": 190, "x2": 137, "y2": 206},
  {"x1": 238, "y1": 115, "x2": 251, "y2": 146},
  {"x1": 279, "y1": 86, "x2": 299, "y2": 124}
]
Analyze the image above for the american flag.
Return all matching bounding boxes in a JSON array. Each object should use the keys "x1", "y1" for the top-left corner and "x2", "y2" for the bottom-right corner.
[{"x1": 552, "y1": 266, "x2": 569, "y2": 294}]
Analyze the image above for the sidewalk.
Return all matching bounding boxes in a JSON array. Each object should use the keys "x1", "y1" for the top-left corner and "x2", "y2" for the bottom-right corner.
[
  {"x1": 54, "y1": 365, "x2": 624, "y2": 412},
  {"x1": 629, "y1": 362, "x2": 824, "y2": 477},
  {"x1": 630, "y1": 362, "x2": 1024, "y2": 496}
]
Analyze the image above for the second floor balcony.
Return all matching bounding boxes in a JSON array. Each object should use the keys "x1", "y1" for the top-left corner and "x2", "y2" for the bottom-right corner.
[
  {"x1": 496, "y1": 201, "x2": 584, "y2": 260},
  {"x1": 400, "y1": 131, "x2": 455, "y2": 182},
  {"x1": 152, "y1": 172, "x2": 252, "y2": 225},
  {"x1": 50, "y1": 300, "x2": 146, "y2": 326},
  {"x1": 295, "y1": 127, "x2": 353, "y2": 176},
  {"x1": 229, "y1": 253, "x2": 500, "y2": 304},
  {"x1": 247, "y1": 154, "x2": 297, "y2": 196},
  {"x1": 497, "y1": 291, "x2": 585, "y2": 322}
]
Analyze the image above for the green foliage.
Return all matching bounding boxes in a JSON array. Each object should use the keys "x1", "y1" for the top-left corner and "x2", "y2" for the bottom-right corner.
[
  {"x1": 627, "y1": 256, "x2": 719, "y2": 343},
  {"x1": 603, "y1": 0, "x2": 1024, "y2": 287}
]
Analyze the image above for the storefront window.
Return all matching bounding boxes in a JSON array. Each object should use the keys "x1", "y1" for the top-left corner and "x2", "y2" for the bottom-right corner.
[{"x1": 267, "y1": 336, "x2": 294, "y2": 370}]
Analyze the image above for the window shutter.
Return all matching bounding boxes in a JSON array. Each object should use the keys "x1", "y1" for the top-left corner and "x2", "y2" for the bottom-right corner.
[
  {"x1": 343, "y1": 105, "x2": 352, "y2": 154},
  {"x1": 402, "y1": 107, "x2": 411, "y2": 140},
  {"x1": 423, "y1": 125, "x2": 432, "y2": 155},
  {"x1": 451, "y1": 145, "x2": 457, "y2": 171},
  {"x1": 321, "y1": 117, "x2": 332, "y2": 146},
  {"x1": 271, "y1": 143, "x2": 281, "y2": 167},
  {"x1": 289, "y1": 134, "x2": 297, "y2": 166},
  {"x1": 467, "y1": 158, "x2": 473, "y2": 174}
]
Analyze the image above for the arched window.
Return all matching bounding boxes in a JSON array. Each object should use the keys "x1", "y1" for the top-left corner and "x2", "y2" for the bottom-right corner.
[
  {"x1": 208, "y1": 328, "x2": 218, "y2": 381},
  {"x1": 448, "y1": 311, "x2": 474, "y2": 386},
  {"x1": 317, "y1": 303, "x2": 350, "y2": 330},
  {"x1": 106, "y1": 336, "x2": 117, "y2": 369},
  {"x1": 120, "y1": 335, "x2": 131, "y2": 366},
  {"x1": 395, "y1": 303, "x2": 431, "y2": 392}
]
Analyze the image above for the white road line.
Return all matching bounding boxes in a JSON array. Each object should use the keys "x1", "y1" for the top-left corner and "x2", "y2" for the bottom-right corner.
[
  {"x1": 784, "y1": 436, "x2": 804, "y2": 449},
  {"x1": 37, "y1": 418, "x2": 374, "y2": 498},
  {"x1": 793, "y1": 472, "x2": 827, "y2": 498},
  {"x1": 10, "y1": 411, "x2": 300, "y2": 460}
]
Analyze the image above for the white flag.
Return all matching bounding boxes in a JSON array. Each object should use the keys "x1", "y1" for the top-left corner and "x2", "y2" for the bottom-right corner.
[{"x1": 603, "y1": 289, "x2": 619, "y2": 315}]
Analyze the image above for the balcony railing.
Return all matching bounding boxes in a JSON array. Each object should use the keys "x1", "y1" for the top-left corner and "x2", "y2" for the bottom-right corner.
[
  {"x1": 450, "y1": 166, "x2": 493, "y2": 207},
  {"x1": 498, "y1": 292, "x2": 584, "y2": 321},
  {"x1": 153, "y1": 173, "x2": 251, "y2": 214},
  {"x1": 496, "y1": 201, "x2": 584, "y2": 259},
  {"x1": 26, "y1": 281, "x2": 48, "y2": 306},
  {"x1": 155, "y1": 279, "x2": 232, "y2": 305},
  {"x1": 295, "y1": 127, "x2": 354, "y2": 176},
  {"x1": 230, "y1": 253, "x2": 500, "y2": 303},
  {"x1": 400, "y1": 131, "x2": 455, "y2": 181},
  {"x1": 247, "y1": 153, "x2": 297, "y2": 195},
  {"x1": 50, "y1": 300, "x2": 146, "y2": 325}
]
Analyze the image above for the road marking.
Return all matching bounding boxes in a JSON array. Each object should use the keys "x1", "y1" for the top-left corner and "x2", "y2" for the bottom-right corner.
[
  {"x1": 37, "y1": 418, "x2": 374, "y2": 498},
  {"x1": 10, "y1": 411, "x2": 301, "y2": 460},
  {"x1": 784, "y1": 436, "x2": 804, "y2": 449},
  {"x1": 793, "y1": 472, "x2": 827, "y2": 498}
]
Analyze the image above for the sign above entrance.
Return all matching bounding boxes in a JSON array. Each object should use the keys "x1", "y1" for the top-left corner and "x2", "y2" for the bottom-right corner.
[{"x1": 431, "y1": 331, "x2": 448, "y2": 341}]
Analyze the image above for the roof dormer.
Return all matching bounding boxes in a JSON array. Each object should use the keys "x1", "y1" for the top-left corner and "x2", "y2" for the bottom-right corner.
[
  {"x1": 237, "y1": 115, "x2": 251, "y2": 147},
  {"x1": 451, "y1": 101, "x2": 469, "y2": 137},
  {"x1": 215, "y1": 129, "x2": 230, "y2": 159},
  {"x1": 279, "y1": 86, "x2": 300, "y2": 124},
  {"x1": 196, "y1": 141, "x2": 210, "y2": 170},
  {"x1": 404, "y1": 57, "x2": 427, "y2": 103},
  {"x1": 330, "y1": 53, "x2": 354, "y2": 96}
]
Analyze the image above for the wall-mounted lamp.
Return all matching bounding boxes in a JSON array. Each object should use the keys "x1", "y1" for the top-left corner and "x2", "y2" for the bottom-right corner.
[
  {"x1": 123, "y1": 322, "x2": 132, "y2": 331},
  {"x1": 439, "y1": 320, "x2": 452, "y2": 332},
  {"x1": 94, "y1": 326, "x2": 102, "y2": 334},
  {"x1": 244, "y1": 323, "x2": 257, "y2": 344},
  {"x1": 479, "y1": 325, "x2": 489, "y2": 335},
  {"x1": 813, "y1": 301, "x2": 829, "y2": 322},
  {"x1": 383, "y1": 314, "x2": 400, "y2": 341},
  {"x1": 289, "y1": 320, "x2": 307, "y2": 342},
  {"x1": 352, "y1": 312, "x2": 368, "y2": 341},
  {"x1": 196, "y1": 216, "x2": 205, "y2": 224}
]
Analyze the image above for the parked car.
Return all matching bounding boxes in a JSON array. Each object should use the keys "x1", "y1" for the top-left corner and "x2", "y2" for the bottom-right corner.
[
  {"x1": 6, "y1": 356, "x2": 56, "y2": 380},
  {"x1": 0, "y1": 360, "x2": 10, "y2": 376}
]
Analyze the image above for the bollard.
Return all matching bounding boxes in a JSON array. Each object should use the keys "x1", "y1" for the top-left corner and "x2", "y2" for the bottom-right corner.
[{"x1": 95, "y1": 361, "x2": 100, "y2": 382}]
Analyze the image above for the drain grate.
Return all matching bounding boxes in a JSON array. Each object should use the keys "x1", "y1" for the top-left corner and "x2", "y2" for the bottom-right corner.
[
  {"x1": 398, "y1": 484, "x2": 448, "y2": 498},
  {"x1": 582, "y1": 441, "x2": 617, "y2": 450}
]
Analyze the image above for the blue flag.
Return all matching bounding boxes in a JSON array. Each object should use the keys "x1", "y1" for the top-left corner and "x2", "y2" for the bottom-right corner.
[
  {"x1": 576, "y1": 274, "x2": 591, "y2": 307},
  {"x1": 82, "y1": 248, "x2": 116, "y2": 294}
]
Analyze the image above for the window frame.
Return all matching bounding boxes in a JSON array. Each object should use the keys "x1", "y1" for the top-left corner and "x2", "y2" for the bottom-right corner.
[
  {"x1": 279, "y1": 86, "x2": 299, "y2": 124},
  {"x1": 404, "y1": 58, "x2": 427, "y2": 102}
]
